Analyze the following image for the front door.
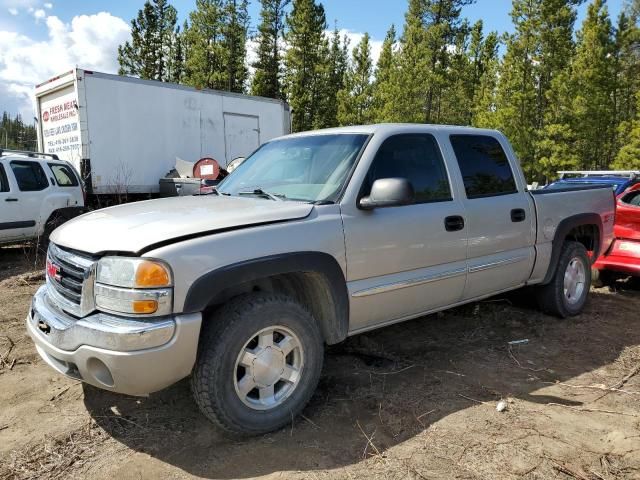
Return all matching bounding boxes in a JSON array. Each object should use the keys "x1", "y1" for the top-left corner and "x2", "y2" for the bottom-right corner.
[
  {"x1": 341, "y1": 133, "x2": 468, "y2": 333},
  {"x1": 447, "y1": 134, "x2": 535, "y2": 300}
]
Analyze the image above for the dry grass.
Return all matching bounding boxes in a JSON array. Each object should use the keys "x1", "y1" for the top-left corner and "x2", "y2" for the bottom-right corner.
[{"x1": 0, "y1": 421, "x2": 109, "y2": 480}]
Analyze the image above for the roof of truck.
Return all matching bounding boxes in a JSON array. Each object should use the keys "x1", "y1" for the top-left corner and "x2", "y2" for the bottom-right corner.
[{"x1": 282, "y1": 124, "x2": 502, "y2": 138}]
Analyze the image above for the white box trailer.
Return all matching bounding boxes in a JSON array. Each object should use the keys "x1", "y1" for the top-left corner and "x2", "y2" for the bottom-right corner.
[{"x1": 35, "y1": 68, "x2": 291, "y2": 197}]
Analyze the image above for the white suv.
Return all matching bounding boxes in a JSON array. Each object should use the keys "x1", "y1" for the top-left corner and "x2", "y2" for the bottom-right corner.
[{"x1": 0, "y1": 149, "x2": 84, "y2": 246}]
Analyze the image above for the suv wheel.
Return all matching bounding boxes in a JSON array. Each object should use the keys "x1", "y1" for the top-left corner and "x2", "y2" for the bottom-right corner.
[
  {"x1": 191, "y1": 293, "x2": 324, "y2": 435},
  {"x1": 536, "y1": 241, "x2": 591, "y2": 318}
]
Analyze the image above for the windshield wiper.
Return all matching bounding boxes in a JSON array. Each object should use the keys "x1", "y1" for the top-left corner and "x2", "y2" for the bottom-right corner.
[{"x1": 237, "y1": 188, "x2": 285, "y2": 201}]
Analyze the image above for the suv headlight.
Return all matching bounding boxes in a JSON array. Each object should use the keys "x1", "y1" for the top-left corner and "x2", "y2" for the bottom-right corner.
[{"x1": 95, "y1": 257, "x2": 173, "y2": 316}]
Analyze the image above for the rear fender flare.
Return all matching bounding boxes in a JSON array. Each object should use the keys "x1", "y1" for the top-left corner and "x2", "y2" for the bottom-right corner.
[{"x1": 541, "y1": 213, "x2": 602, "y2": 285}]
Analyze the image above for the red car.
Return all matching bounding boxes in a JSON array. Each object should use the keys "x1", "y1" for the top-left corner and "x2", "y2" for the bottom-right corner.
[{"x1": 593, "y1": 184, "x2": 640, "y2": 282}]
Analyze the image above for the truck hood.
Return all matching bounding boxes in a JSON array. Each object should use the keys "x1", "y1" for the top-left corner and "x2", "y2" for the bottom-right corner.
[{"x1": 51, "y1": 195, "x2": 314, "y2": 255}]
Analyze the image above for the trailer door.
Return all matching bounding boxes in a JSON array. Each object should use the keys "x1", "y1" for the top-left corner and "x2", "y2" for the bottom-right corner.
[{"x1": 223, "y1": 113, "x2": 260, "y2": 166}]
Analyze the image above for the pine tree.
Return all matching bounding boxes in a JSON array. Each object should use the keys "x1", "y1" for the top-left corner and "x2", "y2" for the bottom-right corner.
[
  {"x1": 386, "y1": 0, "x2": 430, "y2": 122},
  {"x1": 492, "y1": 0, "x2": 580, "y2": 180},
  {"x1": 0, "y1": 112, "x2": 37, "y2": 150},
  {"x1": 284, "y1": 0, "x2": 329, "y2": 131},
  {"x1": 167, "y1": 23, "x2": 185, "y2": 83},
  {"x1": 613, "y1": 92, "x2": 640, "y2": 169},
  {"x1": 372, "y1": 25, "x2": 396, "y2": 122},
  {"x1": 471, "y1": 30, "x2": 500, "y2": 127},
  {"x1": 183, "y1": 0, "x2": 249, "y2": 92},
  {"x1": 223, "y1": 0, "x2": 250, "y2": 92},
  {"x1": 569, "y1": 0, "x2": 615, "y2": 170},
  {"x1": 422, "y1": 0, "x2": 474, "y2": 123},
  {"x1": 316, "y1": 27, "x2": 350, "y2": 128},
  {"x1": 118, "y1": 0, "x2": 179, "y2": 81},
  {"x1": 337, "y1": 33, "x2": 375, "y2": 125},
  {"x1": 251, "y1": 0, "x2": 290, "y2": 99},
  {"x1": 184, "y1": 0, "x2": 226, "y2": 90}
]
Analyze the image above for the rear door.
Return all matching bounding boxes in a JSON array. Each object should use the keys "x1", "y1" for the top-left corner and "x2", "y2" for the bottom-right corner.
[
  {"x1": 448, "y1": 134, "x2": 535, "y2": 299},
  {"x1": 223, "y1": 113, "x2": 260, "y2": 167}
]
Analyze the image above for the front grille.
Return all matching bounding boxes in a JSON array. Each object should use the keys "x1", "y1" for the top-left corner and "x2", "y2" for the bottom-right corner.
[{"x1": 47, "y1": 243, "x2": 96, "y2": 317}]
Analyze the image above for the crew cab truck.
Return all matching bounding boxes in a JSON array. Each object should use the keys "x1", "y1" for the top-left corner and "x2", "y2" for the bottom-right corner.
[
  {"x1": 0, "y1": 149, "x2": 84, "y2": 245},
  {"x1": 27, "y1": 125, "x2": 615, "y2": 435}
]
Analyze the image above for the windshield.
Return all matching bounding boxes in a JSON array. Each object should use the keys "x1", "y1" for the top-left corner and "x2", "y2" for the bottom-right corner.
[{"x1": 218, "y1": 134, "x2": 369, "y2": 203}]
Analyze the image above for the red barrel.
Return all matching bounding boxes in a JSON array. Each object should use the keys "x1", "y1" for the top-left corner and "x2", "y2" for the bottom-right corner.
[{"x1": 193, "y1": 157, "x2": 220, "y2": 180}]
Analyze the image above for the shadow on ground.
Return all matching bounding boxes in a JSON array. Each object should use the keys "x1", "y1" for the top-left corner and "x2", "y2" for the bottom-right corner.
[{"x1": 84, "y1": 286, "x2": 640, "y2": 479}]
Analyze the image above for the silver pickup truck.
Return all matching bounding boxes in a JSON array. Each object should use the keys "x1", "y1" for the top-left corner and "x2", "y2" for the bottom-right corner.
[{"x1": 27, "y1": 124, "x2": 615, "y2": 435}]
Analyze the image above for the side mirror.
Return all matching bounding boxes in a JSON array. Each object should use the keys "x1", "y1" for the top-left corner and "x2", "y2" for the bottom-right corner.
[{"x1": 359, "y1": 178, "x2": 415, "y2": 210}]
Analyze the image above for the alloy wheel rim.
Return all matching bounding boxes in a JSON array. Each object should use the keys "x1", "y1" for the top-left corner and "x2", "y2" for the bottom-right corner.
[
  {"x1": 564, "y1": 257, "x2": 586, "y2": 306},
  {"x1": 233, "y1": 325, "x2": 304, "y2": 411}
]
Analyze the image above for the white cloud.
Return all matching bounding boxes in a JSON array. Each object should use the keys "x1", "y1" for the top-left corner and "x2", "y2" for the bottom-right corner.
[
  {"x1": 33, "y1": 8, "x2": 45, "y2": 22},
  {"x1": 0, "y1": 12, "x2": 130, "y2": 118},
  {"x1": 44, "y1": 2, "x2": 52, "y2": 9},
  {"x1": 8, "y1": 7, "x2": 17, "y2": 15},
  {"x1": 334, "y1": 29, "x2": 384, "y2": 66}
]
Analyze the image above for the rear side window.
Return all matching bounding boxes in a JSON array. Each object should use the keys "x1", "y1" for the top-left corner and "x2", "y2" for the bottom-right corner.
[
  {"x1": 364, "y1": 134, "x2": 452, "y2": 203},
  {"x1": 450, "y1": 135, "x2": 518, "y2": 199},
  {"x1": 10, "y1": 161, "x2": 49, "y2": 192},
  {"x1": 0, "y1": 164, "x2": 8, "y2": 192},
  {"x1": 48, "y1": 163, "x2": 79, "y2": 187}
]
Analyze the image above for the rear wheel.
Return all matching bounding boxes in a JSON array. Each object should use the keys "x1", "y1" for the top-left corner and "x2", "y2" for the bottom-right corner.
[
  {"x1": 536, "y1": 241, "x2": 591, "y2": 318},
  {"x1": 191, "y1": 293, "x2": 324, "y2": 436}
]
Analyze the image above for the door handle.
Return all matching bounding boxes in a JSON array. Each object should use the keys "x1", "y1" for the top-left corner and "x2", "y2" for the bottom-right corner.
[
  {"x1": 511, "y1": 208, "x2": 526, "y2": 222},
  {"x1": 4, "y1": 198, "x2": 18, "y2": 202},
  {"x1": 444, "y1": 215, "x2": 465, "y2": 232}
]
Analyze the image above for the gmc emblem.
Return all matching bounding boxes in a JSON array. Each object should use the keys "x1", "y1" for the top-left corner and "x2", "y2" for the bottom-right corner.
[{"x1": 46, "y1": 259, "x2": 61, "y2": 281}]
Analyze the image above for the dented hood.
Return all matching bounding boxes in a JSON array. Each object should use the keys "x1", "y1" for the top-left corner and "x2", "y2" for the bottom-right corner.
[{"x1": 51, "y1": 195, "x2": 314, "y2": 255}]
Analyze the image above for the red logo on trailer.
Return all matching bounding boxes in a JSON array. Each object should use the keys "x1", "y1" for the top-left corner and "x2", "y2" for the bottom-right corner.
[{"x1": 42, "y1": 111, "x2": 49, "y2": 122}]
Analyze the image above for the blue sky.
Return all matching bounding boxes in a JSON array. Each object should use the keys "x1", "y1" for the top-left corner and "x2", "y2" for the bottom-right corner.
[
  {"x1": 0, "y1": 0, "x2": 627, "y2": 119},
  {"x1": 3, "y1": 0, "x2": 625, "y2": 42}
]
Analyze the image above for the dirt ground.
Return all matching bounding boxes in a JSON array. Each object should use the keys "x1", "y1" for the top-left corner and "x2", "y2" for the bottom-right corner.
[{"x1": 1, "y1": 245, "x2": 640, "y2": 480}]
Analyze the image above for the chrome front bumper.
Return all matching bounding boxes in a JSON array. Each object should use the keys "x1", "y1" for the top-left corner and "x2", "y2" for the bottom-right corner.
[{"x1": 27, "y1": 285, "x2": 202, "y2": 396}]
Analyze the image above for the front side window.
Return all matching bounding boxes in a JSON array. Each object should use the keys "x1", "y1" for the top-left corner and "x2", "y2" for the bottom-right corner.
[
  {"x1": 0, "y1": 164, "x2": 8, "y2": 192},
  {"x1": 450, "y1": 135, "x2": 518, "y2": 199},
  {"x1": 218, "y1": 134, "x2": 369, "y2": 203},
  {"x1": 363, "y1": 134, "x2": 452, "y2": 203},
  {"x1": 10, "y1": 161, "x2": 49, "y2": 192},
  {"x1": 48, "y1": 163, "x2": 79, "y2": 187}
]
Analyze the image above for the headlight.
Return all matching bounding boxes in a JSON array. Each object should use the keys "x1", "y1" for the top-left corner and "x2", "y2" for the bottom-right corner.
[
  {"x1": 95, "y1": 257, "x2": 173, "y2": 316},
  {"x1": 97, "y1": 257, "x2": 172, "y2": 288}
]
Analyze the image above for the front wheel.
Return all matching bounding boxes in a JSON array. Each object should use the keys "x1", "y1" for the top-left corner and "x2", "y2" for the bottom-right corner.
[
  {"x1": 536, "y1": 241, "x2": 591, "y2": 318},
  {"x1": 191, "y1": 293, "x2": 324, "y2": 436}
]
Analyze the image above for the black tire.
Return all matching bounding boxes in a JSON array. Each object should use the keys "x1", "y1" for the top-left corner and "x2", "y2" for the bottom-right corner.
[
  {"x1": 37, "y1": 212, "x2": 66, "y2": 253},
  {"x1": 536, "y1": 241, "x2": 591, "y2": 318},
  {"x1": 591, "y1": 268, "x2": 616, "y2": 288},
  {"x1": 191, "y1": 293, "x2": 324, "y2": 436}
]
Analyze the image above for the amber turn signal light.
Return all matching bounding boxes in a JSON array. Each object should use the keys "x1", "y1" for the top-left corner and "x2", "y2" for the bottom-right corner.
[{"x1": 135, "y1": 261, "x2": 171, "y2": 288}]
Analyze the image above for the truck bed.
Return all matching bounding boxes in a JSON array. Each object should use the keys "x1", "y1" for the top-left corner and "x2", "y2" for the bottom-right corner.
[{"x1": 528, "y1": 185, "x2": 616, "y2": 283}]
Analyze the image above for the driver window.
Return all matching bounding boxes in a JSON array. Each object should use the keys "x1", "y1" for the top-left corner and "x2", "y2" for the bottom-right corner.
[{"x1": 363, "y1": 134, "x2": 452, "y2": 203}]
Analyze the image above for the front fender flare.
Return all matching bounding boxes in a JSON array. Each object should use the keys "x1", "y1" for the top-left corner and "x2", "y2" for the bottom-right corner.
[{"x1": 182, "y1": 252, "x2": 349, "y2": 344}]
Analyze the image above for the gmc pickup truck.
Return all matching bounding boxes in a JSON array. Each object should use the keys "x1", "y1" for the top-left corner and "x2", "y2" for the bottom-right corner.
[{"x1": 27, "y1": 125, "x2": 615, "y2": 435}]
